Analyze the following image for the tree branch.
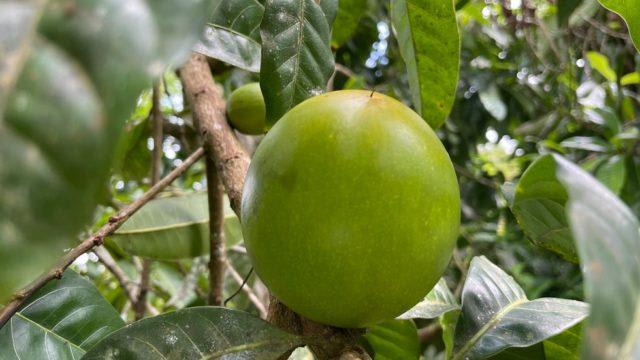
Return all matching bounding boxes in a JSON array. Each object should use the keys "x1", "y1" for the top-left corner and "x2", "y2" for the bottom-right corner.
[
  {"x1": 94, "y1": 246, "x2": 159, "y2": 317},
  {"x1": 134, "y1": 81, "x2": 164, "y2": 320},
  {"x1": 179, "y1": 53, "x2": 368, "y2": 359},
  {"x1": 225, "y1": 260, "x2": 268, "y2": 318},
  {"x1": 206, "y1": 160, "x2": 226, "y2": 305},
  {"x1": 179, "y1": 54, "x2": 249, "y2": 216},
  {"x1": 0, "y1": 147, "x2": 204, "y2": 329}
]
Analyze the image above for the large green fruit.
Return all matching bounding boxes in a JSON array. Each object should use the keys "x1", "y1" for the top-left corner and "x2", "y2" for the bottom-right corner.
[
  {"x1": 241, "y1": 90, "x2": 460, "y2": 328},
  {"x1": 227, "y1": 83, "x2": 267, "y2": 135}
]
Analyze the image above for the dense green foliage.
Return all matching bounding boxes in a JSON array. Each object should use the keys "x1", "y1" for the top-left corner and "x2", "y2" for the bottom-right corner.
[{"x1": 1, "y1": 0, "x2": 640, "y2": 359}]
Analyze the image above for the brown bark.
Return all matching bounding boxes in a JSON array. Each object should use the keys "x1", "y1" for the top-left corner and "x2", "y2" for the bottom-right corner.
[
  {"x1": 179, "y1": 54, "x2": 249, "y2": 216},
  {"x1": 179, "y1": 54, "x2": 368, "y2": 360},
  {"x1": 0, "y1": 147, "x2": 204, "y2": 328},
  {"x1": 206, "y1": 160, "x2": 226, "y2": 306}
]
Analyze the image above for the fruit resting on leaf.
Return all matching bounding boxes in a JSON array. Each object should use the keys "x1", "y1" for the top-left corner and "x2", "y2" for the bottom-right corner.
[
  {"x1": 227, "y1": 82, "x2": 267, "y2": 135},
  {"x1": 241, "y1": 90, "x2": 460, "y2": 328}
]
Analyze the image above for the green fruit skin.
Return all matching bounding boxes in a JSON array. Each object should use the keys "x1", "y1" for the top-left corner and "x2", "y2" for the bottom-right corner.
[
  {"x1": 227, "y1": 83, "x2": 267, "y2": 135},
  {"x1": 241, "y1": 90, "x2": 460, "y2": 328}
]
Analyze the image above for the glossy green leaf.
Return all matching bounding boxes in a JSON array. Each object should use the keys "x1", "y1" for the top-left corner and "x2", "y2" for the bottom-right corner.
[
  {"x1": 332, "y1": 0, "x2": 367, "y2": 46},
  {"x1": 596, "y1": 0, "x2": 640, "y2": 51},
  {"x1": 390, "y1": 0, "x2": 460, "y2": 129},
  {"x1": 319, "y1": 0, "x2": 338, "y2": 29},
  {"x1": 397, "y1": 278, "x2": 459, "y2": 320},
  {"x1": 554, "y1": 155, "x2": 640, "y2": 359},
  {"x1": 210, "y1": 0, "x2": 264, "y2": 41},
  {"x1": 83, "y1": 307, "x2": 302, "y2": 359},
  {"x1": 109, "y1": 193, "x2": 241, "y2": 260},
  {"x1": 195, "y1": 25, "x2": 261, "y2": 72},
  {"x1": 544, "y1": 322, "x2": 583, "y2": 360},
  {"x1": 0, "y1": 0, "x2": 213, "y2": 303},
  {"x1": 197, "y1": 0, "x2": 265, "y2": 72},
  {"x1": 364, "y1": 319, "x2": 420, "y2": 360},
  {"x1": 0, "y1": 271, "x2": 124, "y2": 358},
  {"x1": 452, "y1": 256, "x2": 589, "y2": 360},
  {"x1": 259, "y1": 0, "x2": 335, "y2": 124},
  {"x1": 488, "y1": 344, "x2": 545, "y2": 360},
  {"x1": 512, "y1": 155, "x2": 578, "y2": 263},
  {"x1": 586, "y1": 51, "x2": 617, "y2": 82}
]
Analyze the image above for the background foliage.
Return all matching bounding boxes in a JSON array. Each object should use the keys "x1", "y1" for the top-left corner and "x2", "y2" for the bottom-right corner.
[{"x1": 1, "y1": 0, "x2": 640, "y2": 359}]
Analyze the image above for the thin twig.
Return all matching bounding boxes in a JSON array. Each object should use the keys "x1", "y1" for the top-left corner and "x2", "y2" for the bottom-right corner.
[
  {"x1": 94, "y1": 247, "x2": 159, "y2": 316},
  {"x1": 225, "y1": 264, "x2": 268, "y2": 318},
  {"x1": 134, "y1": 81, "x2": 164, "y2": 320},
  {"x1": 0, "y1": 147, "x2": 204, "y2": 329}
]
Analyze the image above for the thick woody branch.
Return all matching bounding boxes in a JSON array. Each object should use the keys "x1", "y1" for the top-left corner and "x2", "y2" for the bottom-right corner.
[
  {"x1": 179, "y1": 54, "x2": 368, "y2": 360},
  {"x1": 0, "y1": 147, "x2": 204, "y2": 329},
  {"x1": 179, "y1": 54, "x2": 249, "y2": 216}
]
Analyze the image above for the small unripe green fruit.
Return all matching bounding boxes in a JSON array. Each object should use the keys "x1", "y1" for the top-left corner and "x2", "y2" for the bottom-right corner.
[
  {"x1": 227, "y1": 83, "x2": 267, "y2": 135},
  {"x1": 241, "y1": 90, "x2": 460, "y2": 328}
]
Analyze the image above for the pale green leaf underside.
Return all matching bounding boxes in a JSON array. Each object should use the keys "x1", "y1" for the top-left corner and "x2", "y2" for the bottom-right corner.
[
  {"x1": 391, "y1": 0, "x2": 460, "y2": 129},
  {"x1": 110, "y1": 193, "x2": 243, "y2": 260},
  {"x1": 452, "y1": 256, "x2": 589, "y2": 360},
  {"x1": 398, "y1": 278, "x2": 460, "y2": 320},
  {"x1": 82, "y1": 307, "x2": 302, "y2": 359},
  {"x1": 194, "y1": 25, "x2": 261, "y2": 73},
  {"x1": 555, "y1": 155, "x2": 640, "y2": 359}
]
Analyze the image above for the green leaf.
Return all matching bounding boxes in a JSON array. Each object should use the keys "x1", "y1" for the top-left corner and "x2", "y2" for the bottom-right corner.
[
  {"x1": 195, "y1": 25, "x2": 261, "y2": 72},
  {"x1": 0, "y1": 0, "x2": 213, "y2": 303},
  {"x1": 332, "y1": 0, "x2": 367, "y2": 46},
  {"x1": 543, "y1": 322, "x2": 583, "y2": 360},
  {"x1": 109, "y1": 193, "x2": 242, "y2": 260},
  {"x1": 197, "y1": 0, "x2": 265, "y2": 71},
  {"x1": 595, "y1": 155, "x2": 626, "y2": 195},
  {"x1": 390, "y1": 0, "x2": 460, "y2": 129},
  {"x1": 364, "y1": 319, "x2": 420, "y2": 360},
  {"x1": 554, "y1": 155, "x2": 640, "y2": 359},
  {"x1": 596, "y1": 0, "x2": 640, "y2": 51},
  {"x1": 397, "y1": 278, "x2": 459, "y2": 320},
  {"x1": 560, "y1": 136, "x2": 612, "y2": 152},
  {"x1": 512, "y1": 155, "x2": 578, "y2": 263},
  {"x1": 488, "y1": 344, "x2": 545, "y2": 360},
  {"x1": 452, "y1": 256, "x2": 589, "y2": 360},
  {"x1": 210, "y1": 0, "x2": 264, "y2": 41},
  {"x1": 479, "y1": 84, "x2": 507, "y2": 121},
  {"x1": 259, "y1": 0, "x2": 335, "y2": 124},
  {"x1": 586, "y1": 51, "x2": 617, "y2": 81},
  {"x1": 621, "y1": 72, "x2": 640, "y2": 85},
  {"x1": 319, "y1": 0, "x2": 338, "y2": 29},
  {"x1": 0, "y1": 1, "x2": 43, "y2": 114},
  {"x1": 441, "y1": 309, "x2": 461, "y2": 360},
  {"x1": 83, "y1": 307, "x2": 302, "y2": 359},
  {"x1": 0, "y1": 271, "x2": 124, "y2": 358},
  {"x1": 557, "y1": 0, "x2": 583, "y2": 27}
]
